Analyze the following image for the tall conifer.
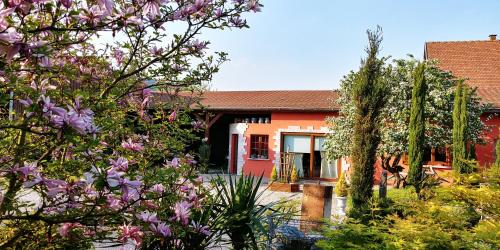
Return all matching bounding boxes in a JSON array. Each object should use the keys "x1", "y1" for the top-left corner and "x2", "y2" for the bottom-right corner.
[
  {"x1": 408, "y1": 63, "x2": 426, "y2": 193},
  {"x1": 350, "y1": 27, "x2": 387, "y2": 211}
]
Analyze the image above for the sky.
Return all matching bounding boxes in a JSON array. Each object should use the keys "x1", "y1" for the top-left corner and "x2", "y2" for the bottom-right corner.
[{"x1": 200, "y1": 0, "x2": 500, "y2": 91}]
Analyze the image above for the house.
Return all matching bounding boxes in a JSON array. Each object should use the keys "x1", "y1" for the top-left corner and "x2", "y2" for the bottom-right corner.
[
  {"x1": 186, "y1": 35, "x2": 500, "y2": 181},
  {"x1": 425, "y1": 34, "x2": 500, "y2": 166},
  {"x1": 197, "y1": 90, "x2": 343, "y2": 180}
]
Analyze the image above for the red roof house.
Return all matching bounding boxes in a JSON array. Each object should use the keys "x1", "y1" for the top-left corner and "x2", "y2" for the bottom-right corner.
[
  {"x1": 152, "y1": 36, "x2": 500, "y2": 181},
  {"x1": 425, "y1": 35, "x2": 500, "y2": 166},
  {"x1": 197, "y1": 90, "x2": 342, "y2": 180}
]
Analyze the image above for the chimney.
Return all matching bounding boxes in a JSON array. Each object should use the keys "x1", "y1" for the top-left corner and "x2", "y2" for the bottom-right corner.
[{"x1": 489, "y1": 34, "x2": 497, "y2": 41}]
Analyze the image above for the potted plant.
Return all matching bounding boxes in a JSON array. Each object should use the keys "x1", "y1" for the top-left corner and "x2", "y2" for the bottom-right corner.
[
  {"x1": 334, "y1": 171, "x2": 349, "y2": 216},
  {"x1": 290, "y1": 165, "x2": 299, "y2": 183},
  {"x1": 270, "y1": 166, "x2": 277, "y2": 182}
]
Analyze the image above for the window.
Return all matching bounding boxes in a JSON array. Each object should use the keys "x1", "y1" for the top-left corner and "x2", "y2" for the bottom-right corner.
[
  {"x1": 423, "y1": 147, "x2": 450, "y2": 165},
  {"x1": 250, "y1": 135, "x2": 268, "y2": 159}
]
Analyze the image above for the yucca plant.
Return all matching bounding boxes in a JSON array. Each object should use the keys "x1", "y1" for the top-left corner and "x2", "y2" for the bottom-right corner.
[{"x1": 214, "y1": 174, "x2": 277, "y2": 249}]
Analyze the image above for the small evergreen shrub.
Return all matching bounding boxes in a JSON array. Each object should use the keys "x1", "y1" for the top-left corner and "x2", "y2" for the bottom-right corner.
[
  {"x1": 270, "y1": 166, "x2": 278, "y2": 182},
  {"x1": 290, "y1": 165, "x2": 298, "y2": 183},
  {"x1": 335, "y1": 171, "x2": 349, "y2": 197}
]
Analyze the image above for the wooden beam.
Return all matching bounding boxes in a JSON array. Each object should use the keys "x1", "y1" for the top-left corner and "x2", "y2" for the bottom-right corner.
[
  {"x1": 207, "y1": 113, "x2": 223, "y2": 128},
  {"x1": 204, "y1": 112, "x2": 224, "y2": 143}
]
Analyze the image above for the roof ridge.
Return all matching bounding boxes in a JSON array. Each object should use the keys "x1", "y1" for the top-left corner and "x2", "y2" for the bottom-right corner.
[
  {"x1": 426, "y1": 40, "x2": 500, "y2": 44},
  {"x1": 205, "y1": 89, "x2": 336, "y2": 92}
]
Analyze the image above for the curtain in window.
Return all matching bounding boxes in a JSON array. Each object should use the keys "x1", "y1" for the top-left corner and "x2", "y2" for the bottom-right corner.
[
  {"x1": 293, "y1": 153, "x2": 304, "y2": 177},
  {"x1": 320, "y1": 151, "x2": 337, "y2": 179}
]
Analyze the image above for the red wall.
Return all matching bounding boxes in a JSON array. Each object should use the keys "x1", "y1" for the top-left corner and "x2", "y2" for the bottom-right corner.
[
  {"x1": 239, "y1": 112, "x2": 499, "y2": 181},
  {"x1": 241, "y1": 112, "x2": 334, "y2": 177},
  {"x1": 476, "y1": 114, "x2": 500, "y2": 166}
]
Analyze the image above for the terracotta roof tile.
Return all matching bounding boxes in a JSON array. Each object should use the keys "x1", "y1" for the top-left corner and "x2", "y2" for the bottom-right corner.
[
  {"x1": 425, "y1": 40, "x2": 500, "y2": 109},
  {"x1": 193, "y1": 90, "x2": 339, "y2": 112}
]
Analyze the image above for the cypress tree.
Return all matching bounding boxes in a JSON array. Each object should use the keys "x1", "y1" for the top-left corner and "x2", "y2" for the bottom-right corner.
[
  {"x1": 408, "y1": 62, "x2": 426, "y2": 194},
  {"x1": 350, "y1": 27, "x2": 386, "y2": 211},
  {"x1": 452, "y1": 81, "x2": 469, "y2": 174}
]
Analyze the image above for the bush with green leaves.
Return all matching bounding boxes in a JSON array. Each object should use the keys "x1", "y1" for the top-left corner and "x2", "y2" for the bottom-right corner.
[
  {"x1": 213, "y1": 174, "x2": 277, "y2": 249},
  {"x1": 318, "y1": 166, "x2": 500, "y2": 249}
]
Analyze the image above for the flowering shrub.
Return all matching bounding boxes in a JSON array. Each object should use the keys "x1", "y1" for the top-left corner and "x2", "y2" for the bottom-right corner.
[{"x1": 0, "y1": 0, "x2": 262, "y2": 248}]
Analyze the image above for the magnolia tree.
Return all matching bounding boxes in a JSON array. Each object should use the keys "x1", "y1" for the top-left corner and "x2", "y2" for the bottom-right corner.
[
  {"x1": 326, "y1": 57, "x2": 489, "y2": 187},
  {"x1": 0, "y1": 0, "x2": 262, "y2": 248}
]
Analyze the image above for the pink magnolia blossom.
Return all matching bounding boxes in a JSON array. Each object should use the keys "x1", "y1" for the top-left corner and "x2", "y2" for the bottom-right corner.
[
  {"x1": 168, "y1": 110, "x2": 177, "y2": 122},
  {"x1": 77, "y1": 5, "x2": 105, "y2": 26},
  {"x1": 191, "y1": 221, "x2": 210, "y2": 236},
  {"x1": 172, "y1": 201, "x2": 191, "y2": 225},
  {"x1": 191, "y1": 120, "x2": 204, "y2": 130},
  {"x1": 121, "y1": 177, "x2": 142, "y2": 189},
  {"x1": 214, "y1": 8, "x2": 223, "y2": 18},
  {"x1": 230, "y1": 16, "x2": 246, "y2": 27},
  {"x1": 0, "y1": 27, "x2": 22, "y2": 44},
  {"x1": 137, "y1": 211, "x2": 158, "y2": 223},
  {"x1": 109, "y1": 157, "x2": 129, "y2": 171},
  {"x1": 106, "y1": 168, "x2": 124, "y2": 187},
  {"x1": 150, "y1": 222, "x2": 171, "y2": 237},
  {"x1": 40, "y1": 55, "x2": 52, "y2": 68},
  {"x1": 185, "y1": 153, "x2": 197, "y2": 165},
  {"x1": 32, "y1": 80, "x2": 57, "y2": 94},
  {"x1": 122, "y1": 186, "x2": 140, "y2": 203},
  {"x1": 149, "y1": 183, "x2": 165, "y2": 194},
  {"x1": 188, "y1": 39, "x2": 208, "y2": 52},
  {"x1": 18, "y1": 98, "x2": 33, "y2": 107},
  {"x1": 121, "y1": 138, "x2": 144, "y2": 151},
  {"x1": 165, "y1": 157, "x2": 180, "y2": 168},
  {"x1": 58, "y1": 0, "x2": 72, "y2": 9},
  {"x1": 0, "y1": 6, "x2": 15, "y2": 30},
  {"x1": 143, "y1": 0, "x2": 162, "y2": 19},
  {"x1": 149, "y1": 46, "x2": 163, "y2": 56},
  {"x1": 106, "y1": 195, "x2": 122, "y2": 210},
  {"x1": 40, "y1": 96, "x2": 66, "y2": 116},
  {"x1": 50, "y1": 114, "x2": 65, "y2": 128},
  {"x1": 125, "y1": 16, "x2": 143, "y2": 26},
  {"x1": 58, "y1": 223, "x2": 81, "y2": 237},
  {"x1": 15, "y1": 162, "x2": 38, "y2": 177},
  {"x1": 118, "y1": 223, "x2": 143, "y2": 246},
  {"x1": 247, "y1": 0, "x2": 261, "y2": 12},
  {"x1": 98, "y1": 0, "x2": 114, "y2": 14},
  {"x1": 113, "y1": 49, "x2": 124, "y2": 65}
]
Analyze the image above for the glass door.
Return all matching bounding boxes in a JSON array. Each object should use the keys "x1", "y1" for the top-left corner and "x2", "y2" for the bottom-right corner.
[
  {"x1": 283, "y1": 135, "x2": 310, "y2": 178},
  {"x1": 313, "y1": 136, "x2": 337, "y2": 179},
  {"x1": 282, "y1": 133, "x2": 339, "y2": 180}
]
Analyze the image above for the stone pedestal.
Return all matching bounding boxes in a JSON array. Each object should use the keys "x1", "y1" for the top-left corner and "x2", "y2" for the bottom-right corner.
[{"x1": 300, "y1": 184, "x2": 333, "y2": 231}]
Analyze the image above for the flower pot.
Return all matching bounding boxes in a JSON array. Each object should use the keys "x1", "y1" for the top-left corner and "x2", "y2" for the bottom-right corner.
[{"x1": 335, "y1": 196, "x2": 347, "y2": 216}]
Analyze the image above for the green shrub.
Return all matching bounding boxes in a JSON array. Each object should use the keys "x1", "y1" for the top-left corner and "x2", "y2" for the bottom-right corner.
[
  {"x1": 320, "y1": 166, "x2": 500, "y2": 250},
  {"x1": 335, "y1": 171, "x2": 349, "y2": 197},
  {"x1": 290, "y1": 165, "x2": 298, "y2": 183},
  {"x1": 270, "y1": 165, "x2": 278, "y2": 182},
  {"x1": 316, "y1": 219, "x2": 388, "y2": 250}
]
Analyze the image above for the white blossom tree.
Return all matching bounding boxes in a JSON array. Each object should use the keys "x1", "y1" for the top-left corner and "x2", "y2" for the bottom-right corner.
[{"x1": 326, "y1": 56, "x2": 489, "y2": 187}]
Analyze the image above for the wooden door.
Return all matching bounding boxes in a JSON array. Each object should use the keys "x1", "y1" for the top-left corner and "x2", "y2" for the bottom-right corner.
[{"x1": 230, "y1": 134, "x2": 238, "y2": 174}]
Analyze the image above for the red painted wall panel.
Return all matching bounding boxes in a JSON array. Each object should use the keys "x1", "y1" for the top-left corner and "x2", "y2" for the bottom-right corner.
[
  {"x1": 476, "y1": 114, "x2": 500, "y2": 166},
  {"x1": 241, "y1": 112, "x2": 335, "y2": 177}
]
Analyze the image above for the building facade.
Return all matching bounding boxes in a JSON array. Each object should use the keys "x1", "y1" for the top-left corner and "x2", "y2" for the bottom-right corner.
[{"x1": 190, "y1": 36, "x2": 500, "y2": 181}]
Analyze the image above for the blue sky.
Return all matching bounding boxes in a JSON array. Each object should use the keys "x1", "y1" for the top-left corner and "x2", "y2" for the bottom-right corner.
[{"x1": 202, "y1": 0, "x2": 500, "y2": 90}]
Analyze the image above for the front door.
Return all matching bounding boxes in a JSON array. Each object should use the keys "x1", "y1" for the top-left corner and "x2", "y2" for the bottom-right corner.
[{"x1": 230, "y1": 134, "x2": 238, "y2": 174}]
